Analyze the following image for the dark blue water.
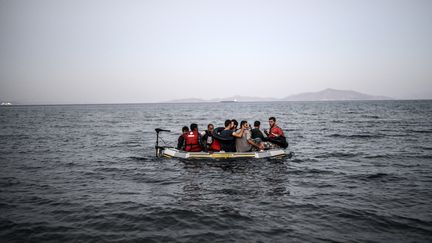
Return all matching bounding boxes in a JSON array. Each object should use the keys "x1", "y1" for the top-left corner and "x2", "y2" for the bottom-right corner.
[{"x1": 1, "y1": 101, "x2": 432, "y2": 242}]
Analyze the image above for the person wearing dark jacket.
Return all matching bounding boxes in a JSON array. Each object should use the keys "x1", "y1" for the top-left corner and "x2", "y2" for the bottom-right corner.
[
  {"x1": 213, "y1": 119, "x2": 244, "y2": 152},
  {"x1": 250, "y1": 120, "x2": 267, "y2": 142},
  {"x1": 177, "y1": 126, "x2": 189, "y2": 150}
]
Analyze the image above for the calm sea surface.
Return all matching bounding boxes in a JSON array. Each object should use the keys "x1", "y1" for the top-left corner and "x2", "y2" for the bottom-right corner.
[{"x1": 1, "y1": 101, "x2": 431, "y2": 242}]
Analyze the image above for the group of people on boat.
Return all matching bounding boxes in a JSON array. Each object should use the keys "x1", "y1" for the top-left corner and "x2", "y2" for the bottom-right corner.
[{"x1": 177, "y1": 117, "x2": 288, "y2": 153}]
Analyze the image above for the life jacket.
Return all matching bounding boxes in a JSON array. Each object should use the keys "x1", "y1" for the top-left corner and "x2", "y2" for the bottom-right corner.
[
  {"x1": 268, "y1": 126, "x2": 288, "y2": 148},
  {"x1": 209, "y1": 138, "x2": 221, "y2": 151},
  {"x1": 202, "y1": 130, "x2": 220, "y2": 151},
  {"x1": 269, "y1": 125, "x2": 285, "y2": 138},
  {"x1": 184, "y1": 131, "x2": 202, "y2": 152}
]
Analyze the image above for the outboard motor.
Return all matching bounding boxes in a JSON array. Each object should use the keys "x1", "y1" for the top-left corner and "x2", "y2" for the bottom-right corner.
[{"x1": 155, "y1": 128, "x2": 170, "y2": 157}]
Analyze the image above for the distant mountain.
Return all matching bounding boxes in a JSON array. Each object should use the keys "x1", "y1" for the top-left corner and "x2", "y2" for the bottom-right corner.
[
  {"x1": 164, "y1": 98, "x2": 208, "y2": 103},
  {"x1": 283, "y1": 88, "x2": 392, "y2": 101},
  {"x1": 211, "y1": 95, "x2": 279, "y2": 102},
  {"x1": 163, "y1": 88, "x2": 392, "y2": 103},
  {"x1": 165, "y1": 95, "x2": 278, "y2": 103}
]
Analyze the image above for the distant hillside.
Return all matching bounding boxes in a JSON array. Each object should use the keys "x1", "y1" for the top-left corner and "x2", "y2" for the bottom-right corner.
[
  {"x1": 211, "y1": 95, "x2": 279, "y2": 102},
  {"x1": 163, "y1": 98, "x2": 208, "y2": 103},
  {"x1": 165, "y1": 95, "x2": 278, "y2": 103},
  {"x1": 283, "y1": 88, "x2": 392, "y2": 101},
  {"x1": 163, "y1": 88, "x2": 392, "y2": 103}
]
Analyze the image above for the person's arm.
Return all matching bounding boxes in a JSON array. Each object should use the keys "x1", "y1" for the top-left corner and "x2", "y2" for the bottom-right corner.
[
  {"x1": 247, "y1": 139, "x2": 263, "y2": 149},
  {"x1": 232, "y1": 128, "x2": 244, "y2": 138}
]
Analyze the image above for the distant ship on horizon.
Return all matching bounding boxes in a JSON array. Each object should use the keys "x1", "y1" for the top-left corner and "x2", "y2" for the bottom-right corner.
[
  {"x1": 1, "y1": 102, "x2": 12, "y2": 106},
  {"x1": 219, "y1": 99, "x2": 238, "y2": 103}
]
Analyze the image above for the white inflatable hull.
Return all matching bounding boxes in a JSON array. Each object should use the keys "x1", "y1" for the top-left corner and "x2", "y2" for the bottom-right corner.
[{"x1": 160, "y1": 148, "x2": 289, "y2": 159}]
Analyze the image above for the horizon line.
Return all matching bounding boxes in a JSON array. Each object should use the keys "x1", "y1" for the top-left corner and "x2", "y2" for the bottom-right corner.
[{"x1": 2, "y1": 98, "x2": 432, "y2": 106}]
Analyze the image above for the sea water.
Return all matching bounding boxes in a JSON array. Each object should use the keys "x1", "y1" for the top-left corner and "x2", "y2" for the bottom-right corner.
[{"x1": 1, "y1": 101, "x2": 431, "y2": 242}]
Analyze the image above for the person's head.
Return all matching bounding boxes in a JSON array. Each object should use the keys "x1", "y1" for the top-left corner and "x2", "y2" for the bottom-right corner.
[
  {"x1": 240, "y1": 120, "x2": 249, "y2": 129},
  {"x1": 231, "y1": 119, "x2": 238, "y2": 130},
  {"x1": 224, "y1": 119, "x2": 232, "y2": 128},
  {"x1": 269, "y1": 117, "x2": 276, "y2": 127},
  {"x1": 190, "y1": 123, "x2": 198, "y2": 131},
  {"x1": 182, "y1": 126, "x2": 189, "y2": 133},
  {"x1": 207, "y1": 123, "x2": 214, "y2": 132},
  {"x1": 254, "y1": 121, "x2": 260, "y2": 128}
]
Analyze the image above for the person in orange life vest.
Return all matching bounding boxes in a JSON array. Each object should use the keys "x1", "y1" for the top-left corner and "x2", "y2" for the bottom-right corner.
[
  {"x1": 264, "y1": 117, "x2": 288, "y2": 149},
  {"x1": 177, "y1": 126, "x2": 189, "y2": 150},
  {"x1": 184, "y1": 123, "x2": 203, "y2": 152}
]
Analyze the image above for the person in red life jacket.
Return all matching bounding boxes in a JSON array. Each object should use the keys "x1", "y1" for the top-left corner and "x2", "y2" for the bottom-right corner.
[
  {"x1": 201, "y1": 123, "x2": 221, "y2": 152},
  {"x1": 177, "y1": 126, "x2": 189, "y2": 150},
  {"x1": 184, "y1": 123, "x2": 203, "y2": 152},
  {"x1": 264, "y1": 117, "x2": 289, "y2": 149}
]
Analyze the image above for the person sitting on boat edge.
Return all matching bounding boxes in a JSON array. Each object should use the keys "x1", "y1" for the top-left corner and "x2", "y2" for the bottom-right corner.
[
  {"x1": 264, "y1": 117, "x2": 288, "y2": 149},
  {"x1": 201, "y1": 123, "x2": 221, "y2": 152},
  {"x1": 184, "y1": 123, "x2": 203, "y2": 152},
  {"x1": 177, "y1": 126, "x2": 189, "y2": 150},
  {"x1": 213, "y1": 119, "x2": 244, "y2": 152},
  {"x1": 251, "y1": 120, "x2": 267, "y2": 142},
  {"x1": 235, "y1": 120, "x2": 264, "y2": 152},
  {"x1": 250, "y1": 120, "x2": 273, "y2": 150}
]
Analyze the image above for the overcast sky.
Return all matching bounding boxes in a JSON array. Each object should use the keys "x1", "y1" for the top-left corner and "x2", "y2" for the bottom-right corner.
[{"x1": 1, "y1": 0, "x2": 431, "y2": 103}]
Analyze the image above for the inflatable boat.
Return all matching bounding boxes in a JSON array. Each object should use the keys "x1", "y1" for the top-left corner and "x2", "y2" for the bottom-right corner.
[
  {"x1": 158, "y1": 147, "x2": 289, "y2": 159},
  {"x1": 155, "y1": 128, "x2": 292, "y2": 160}
]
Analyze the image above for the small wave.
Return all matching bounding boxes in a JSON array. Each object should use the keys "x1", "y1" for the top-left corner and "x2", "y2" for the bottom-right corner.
[
  {"x1": 289, "y1": 158, "x2": 319, "y2": 163},
  {"x1": 338, "y1": 208, "x2": 432, "y2": 234},
  {"x1": 0, "y1": 219, "x2": 17, "y2": 231},
  {"x1": 128, "y1": 156, "x2": 154, "y2": 162},
  {"x1": 363, "y1": 154, "x2": 394, "y2": 159},
  {"x1": 94, "y1": 167, "x2": 123, "y2": 173},
  {"x1": 328, "y1": 133, "x2": 385, "y2": 139},
  {"x1": 291, "y1": 158, "x2": 304, "y2": 163},
  {"x1": 317, "y1": 183, "x2": 335, "y2": 188},
  {"x1": 288, "y1": 168, "x2": 337, "y2": 176},
  {"x1": 216, "y1": 188, "x2": 259, "y2": 196},
  {"x1": 0, "y1": 202, "x2": 17, "y2": 210},
  {"x1": 362, "y1": 115, "x2": 380, "y2": 119},
  {"x1": 408, "y1": 129, "x2": 432, "y2": 134},
  {"x1": 0, "y1": 177, "x2": 20, "y2": 187},
  {"x1": 346, "y1": 172, "x2": 402, "y2": 182},
  {"x1": 365, "y1": 153, "x2": 432, "y2": 160},
  {"x1": 366, "y1": 172, "x2": 388, "y2": 179},
  {"x1": 315, "y1": 151, "x2": 363, "y2": 159},
  {"x1": 417, "y1": 154, "x2": 432, "y2": 159}
]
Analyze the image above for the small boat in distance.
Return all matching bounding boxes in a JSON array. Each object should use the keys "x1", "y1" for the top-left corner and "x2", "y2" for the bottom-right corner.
[
  {"x1": 1, "y1": 102, "x2": 12, "y2": 106},
  {"x1": 220, "y1": 98, "x2": 238, "y2": 103}
]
